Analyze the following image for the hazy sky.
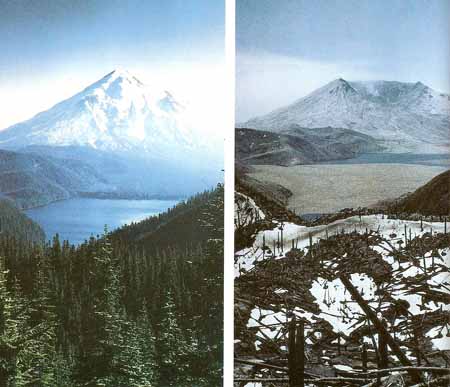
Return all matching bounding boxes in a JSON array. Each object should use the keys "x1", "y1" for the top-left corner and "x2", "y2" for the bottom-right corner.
[
  {"x1": 0, "y1": 0, "x2": 225, "y2": 139},
  {"x1": 237, "y1": 0, "x2": 450, "y2": 121}
]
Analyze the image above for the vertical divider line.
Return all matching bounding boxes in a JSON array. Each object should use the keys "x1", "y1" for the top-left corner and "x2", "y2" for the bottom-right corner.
[{"x1": 223, "y1": 0, "x2": 236, "y2": 386}]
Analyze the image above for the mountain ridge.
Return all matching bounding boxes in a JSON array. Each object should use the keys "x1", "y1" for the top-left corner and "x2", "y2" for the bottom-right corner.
[
  {"x1": 236, "y1": 126, "x2": 383, "y2": 166},
  {"x1": 0, "y1": 149, "x2": 109, "y2": 209}
]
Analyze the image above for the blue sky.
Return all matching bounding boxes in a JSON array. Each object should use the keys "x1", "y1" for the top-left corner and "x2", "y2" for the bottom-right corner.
[
  {"x1": 0, "y1": 0, "x2": 225, "y2": 130},
  {"x1": 237, "y1": 0, "x2": 450, "y2": 121}
]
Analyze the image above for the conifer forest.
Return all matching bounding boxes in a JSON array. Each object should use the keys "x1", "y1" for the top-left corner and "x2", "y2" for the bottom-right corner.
[{"x1": 0, "y1": 185, "x2": 224, "y2": 386}]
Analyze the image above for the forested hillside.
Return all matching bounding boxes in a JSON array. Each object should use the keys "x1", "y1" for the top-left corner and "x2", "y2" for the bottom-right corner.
[
  {"x1": 0, "y1": 184, "x2": 223, "y2": 386},
  {"x1": 0, "y1": 198, "x2": 45, "y2": 243},
  {"x1": 0, "y1": 149, "x2": 108, "y2": 209}
]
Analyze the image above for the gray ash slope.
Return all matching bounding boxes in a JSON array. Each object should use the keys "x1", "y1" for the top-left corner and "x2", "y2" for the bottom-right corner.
[
  {"x1": 385, "y1": 169, "x2": 450, "y2": 216},
  {"x1": 240, "y1": 79, "x2": 449, "y2": 153},
  {"x1": 236, "y1": 126, "x2": 382, "y2": 166}
]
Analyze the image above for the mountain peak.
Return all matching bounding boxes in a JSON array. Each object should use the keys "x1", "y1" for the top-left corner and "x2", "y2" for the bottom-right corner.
[
  {"x1": 106, "y1": 68, "x2": 133, "y2": 79},
  {"x1": 324, "y1": 78, "x2": 357, "y2": 94},
  {"x1": 328, "y1": 78, "x2": 349, "y2": 86},
  {"x1": 0, "y1": 70, "x2": 195, "y2": 156},
  {"x1": 95, "y1": 68, "x2": 144, "y2": 88}
]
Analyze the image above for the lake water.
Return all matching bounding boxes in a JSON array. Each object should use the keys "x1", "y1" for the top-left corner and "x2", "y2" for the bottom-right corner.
[
  {"x1": 25, "y1": 198, "x2": 178, "y2": 245},
  {"x1": 318, "y1": 153, "x2": 449, "y2": 167}
]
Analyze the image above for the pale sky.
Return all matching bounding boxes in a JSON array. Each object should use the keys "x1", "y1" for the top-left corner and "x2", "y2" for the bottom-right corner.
[
  {"x1": 0, "y1": 0, "x2": 225, "y2": 146},
  {"x1": 236, "y1": 0, "x2": 450, "y2": 121}
]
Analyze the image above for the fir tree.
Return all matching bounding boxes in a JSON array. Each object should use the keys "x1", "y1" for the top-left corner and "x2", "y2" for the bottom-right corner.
[
  {"x1": 0, "y1": 255, "x2": 58, "y2": 387},
  {"x1": 157, "y1": 290, "x2": 194, "y2": 387}
]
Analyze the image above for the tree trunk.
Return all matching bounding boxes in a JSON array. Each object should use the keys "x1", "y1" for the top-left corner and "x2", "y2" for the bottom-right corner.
[{"x1": 339, "y1": 274, "x2": 422, "y2": 383}]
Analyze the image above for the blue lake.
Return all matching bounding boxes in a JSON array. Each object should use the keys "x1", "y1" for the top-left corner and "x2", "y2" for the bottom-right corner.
[{"x1": 25, "y1": 198, "x2": 178, "y2": 245}]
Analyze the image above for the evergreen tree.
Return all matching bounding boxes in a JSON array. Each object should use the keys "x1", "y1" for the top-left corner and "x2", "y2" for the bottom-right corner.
[
  {"x1": 0, "y1": 256, "x2": 58, "y2": 387},
  {"x1": 157, "y1": 290, "x2": 194, "y2": 387},
  {"x1": 0, "y1": 257, "x2": 22, "y2": 386},
  {"x1": 133, "y1": 303, "x2": 158, "y2": 385}
]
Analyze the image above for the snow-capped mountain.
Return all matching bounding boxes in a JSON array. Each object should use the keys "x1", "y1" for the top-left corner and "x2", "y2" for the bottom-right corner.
[
  {"x1": 0, "y1": 69, "x2": 199, "y2": 159},
  {"x1": 241, "y1": 79, "x2": 450, "y2": 153}
]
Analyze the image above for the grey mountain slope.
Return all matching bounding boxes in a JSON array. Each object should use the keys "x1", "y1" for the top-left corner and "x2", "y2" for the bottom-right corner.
[
  {"x1": 236, "y1": 126, "x2": 383, "y2": 166},
  {"x1": 241, "y1": 79, "x2": 449, "y2": 153}
]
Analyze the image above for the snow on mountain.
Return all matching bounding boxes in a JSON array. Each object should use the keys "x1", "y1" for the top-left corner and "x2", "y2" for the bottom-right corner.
[
  {"x1": 241, "y1": 79, "x2": 450, "y2": 153},
  {"x1": 0, "y1": 69, "x2": 201, "y2": 159}
]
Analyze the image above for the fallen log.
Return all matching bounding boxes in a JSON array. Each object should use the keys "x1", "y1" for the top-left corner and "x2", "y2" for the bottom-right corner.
[
  {"x1": 409, "y1": 374, "x2": 450, "y2": 387},
  {"x1": 234, "y1": 358, "x2": 322, "y2": 379},
  {"x1": 361, "y1": 372, "x2": 408, "y2": 387},
  {"x1": 234, "y1": 358, "x2": 287, "y2": 372},
  {"x1": 364, "y1": 366, "x2": 450, "y2": 376},
  {"x1": 234, "y1": 376, "x2": 368, "y2": 384},
  {"x1": 339, "y1": 274, "x2": 422, "y2": 383}
]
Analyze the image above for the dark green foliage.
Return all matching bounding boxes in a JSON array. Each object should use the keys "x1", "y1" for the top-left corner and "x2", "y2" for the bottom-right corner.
[
  {"x1": 0, "y1": 255, "x2": 64, "y2": 386},
  {"x1": 0, "y1": 149, "x2": 107, "y2": 210},
  {"x1": 0, "y1": 199, "x2": 45, "y2": 244},
  {"x1": 0, "y1": 185, "x2": 223, "y2": 386}
]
